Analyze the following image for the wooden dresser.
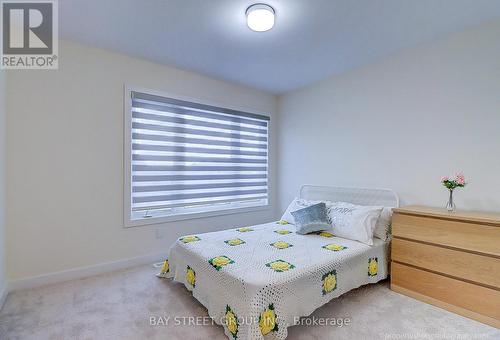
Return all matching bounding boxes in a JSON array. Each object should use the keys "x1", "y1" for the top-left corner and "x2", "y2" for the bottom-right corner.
[{"x1": 390, "y1": 205, "x2": 500, "y2": 328}]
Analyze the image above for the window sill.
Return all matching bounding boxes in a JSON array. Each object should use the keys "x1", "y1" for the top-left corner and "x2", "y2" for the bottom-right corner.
[{"x1": 124, "y1": 204, "x2": 271, "y2": 228}]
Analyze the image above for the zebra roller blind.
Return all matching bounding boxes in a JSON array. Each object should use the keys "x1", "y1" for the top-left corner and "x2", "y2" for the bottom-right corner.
[{"x1": 129, "y1": 91, "x2": 269, "y2": 221}]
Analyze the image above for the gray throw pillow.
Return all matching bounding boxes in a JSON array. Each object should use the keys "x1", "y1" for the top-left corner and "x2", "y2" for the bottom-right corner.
[{"x1": 291, "y1": 202, "x2": 332, "y2": 235}]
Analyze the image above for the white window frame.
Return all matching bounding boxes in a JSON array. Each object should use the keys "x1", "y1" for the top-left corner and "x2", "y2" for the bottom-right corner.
[{"x1": 123, "y1": 85, "x2": 271, "y2": 227}]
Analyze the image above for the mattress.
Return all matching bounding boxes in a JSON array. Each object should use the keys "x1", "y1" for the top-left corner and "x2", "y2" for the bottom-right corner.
[{"x1": 163, "y1": 221, "x2": 389, "y2": 339}]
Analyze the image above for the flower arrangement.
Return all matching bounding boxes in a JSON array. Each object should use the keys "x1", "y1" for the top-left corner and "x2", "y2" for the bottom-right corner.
[
  {"x1": 440, "y1": 172, "x2": 466, "y2": 212},
  {"x1": 441, "y1": 172, "x2": 466, "y2": 190}
]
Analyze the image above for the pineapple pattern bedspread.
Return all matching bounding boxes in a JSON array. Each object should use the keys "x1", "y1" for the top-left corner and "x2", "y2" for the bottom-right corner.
[{"x1": 160, "y1": 221, "x2": 389, "y2": 339}]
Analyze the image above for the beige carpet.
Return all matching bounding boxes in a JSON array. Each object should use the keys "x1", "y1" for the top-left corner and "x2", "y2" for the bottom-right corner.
[{"x1": 0, "y1": 265, "x2": 498, "y2": 340}]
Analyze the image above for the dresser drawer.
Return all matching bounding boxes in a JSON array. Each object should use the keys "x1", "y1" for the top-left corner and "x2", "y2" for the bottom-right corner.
[
  {"x1": 391, "y1": 262, "x2": 500, "y2": 325},
  {"x1": 392, "y1": 213, "x2": 500, "y2": 257},
  {"x1": 392, "y1": 238, "x2": 500, "y2": 288}
]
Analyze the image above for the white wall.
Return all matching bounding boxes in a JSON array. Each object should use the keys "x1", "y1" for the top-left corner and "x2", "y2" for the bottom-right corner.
[
  {"x1": 278, "y1": 20, "x2": 500, "y2": 213},
  {"x1": 0, "y1": 70, "x2": 6, "y2": 301},
  {"x1": 6, "y1": 41, "x2": 279, "y2": 282}
]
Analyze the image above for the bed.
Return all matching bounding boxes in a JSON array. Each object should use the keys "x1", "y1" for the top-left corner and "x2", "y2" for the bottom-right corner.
[{"x1": 162, "y1": 185, "x2": 399, "y2": 339}]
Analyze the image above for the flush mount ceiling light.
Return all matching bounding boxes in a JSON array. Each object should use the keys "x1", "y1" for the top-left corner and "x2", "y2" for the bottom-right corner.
[{"x1": 246, "y1": 3, "x2": 275, "y2": 32}]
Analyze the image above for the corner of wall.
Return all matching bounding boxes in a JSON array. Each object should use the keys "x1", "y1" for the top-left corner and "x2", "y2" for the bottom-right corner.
[
  {"x1": 0, "y1": 70, "x2": 7, "y2": 309},
  {"x1": 274, "y1": 94, "x2": 284, "y2": 215}
]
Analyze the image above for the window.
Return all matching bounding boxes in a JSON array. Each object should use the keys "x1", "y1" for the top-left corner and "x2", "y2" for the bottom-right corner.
[{"x1": 124, "y1": 88, "x2": 269, "y2": 226}]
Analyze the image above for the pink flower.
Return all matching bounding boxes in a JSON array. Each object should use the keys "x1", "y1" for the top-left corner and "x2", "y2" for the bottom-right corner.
[
  {"x1": 440, "y1": 176, "x2": 449, "y2": 182},
  {"x1": 455, "y1": 172, "x2": 465, "y2": 185}
]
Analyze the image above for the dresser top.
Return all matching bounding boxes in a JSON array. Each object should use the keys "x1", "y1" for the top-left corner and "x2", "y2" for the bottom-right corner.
[{"x1": 393, "y1": 205, "x2": 500, "y2": 226}]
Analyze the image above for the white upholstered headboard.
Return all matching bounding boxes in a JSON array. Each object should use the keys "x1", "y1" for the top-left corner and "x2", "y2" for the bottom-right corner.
[{"x1": 299, "y1": 185, "x2": 399, "y2": 208}]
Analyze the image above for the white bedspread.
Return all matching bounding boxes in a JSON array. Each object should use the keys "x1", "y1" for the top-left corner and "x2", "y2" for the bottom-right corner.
[{"x1": 162, "y1": 221, "x2": 389, "y2": 339}]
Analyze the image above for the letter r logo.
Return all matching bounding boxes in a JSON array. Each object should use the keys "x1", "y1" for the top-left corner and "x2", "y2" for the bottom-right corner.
[{"x1": 2, "y1": 1, "x2": 53, "y2": 54}]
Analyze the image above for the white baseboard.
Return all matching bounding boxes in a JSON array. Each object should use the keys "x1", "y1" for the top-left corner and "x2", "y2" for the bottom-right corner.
[{"x1": 7, "y1": 252, "x2": 166, "y2": 292}]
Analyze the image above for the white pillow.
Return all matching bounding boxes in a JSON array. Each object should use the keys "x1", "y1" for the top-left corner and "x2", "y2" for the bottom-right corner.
[
  {"x1": 328, "y1": 202, "x2": 382, "y2": 246},
  {"x1": 281, "y1": 198, "x2": 333, "y2": 225},
  {"x1": 373, "y1": 207, "x2": 393, "y2": 241}
]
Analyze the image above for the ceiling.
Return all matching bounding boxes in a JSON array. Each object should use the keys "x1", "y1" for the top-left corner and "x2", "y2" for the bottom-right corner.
[{"x1": 60, "y1": 0, "x2": 500, "y2": 94}]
